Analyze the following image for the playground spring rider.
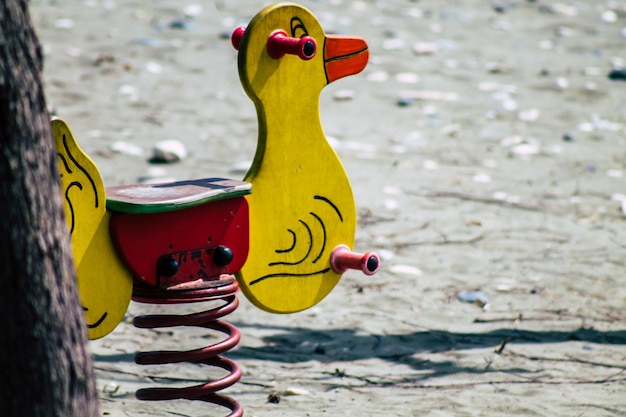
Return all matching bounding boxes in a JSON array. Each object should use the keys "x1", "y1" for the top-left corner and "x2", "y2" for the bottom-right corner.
[{"x1": 54, "y1": 3, "x2": 378, "y2": 416}]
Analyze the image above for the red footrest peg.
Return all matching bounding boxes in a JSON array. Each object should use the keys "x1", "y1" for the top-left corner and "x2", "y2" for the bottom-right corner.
[{"x1": 330, "y1": 244, "x2": 380, "y2": 276}]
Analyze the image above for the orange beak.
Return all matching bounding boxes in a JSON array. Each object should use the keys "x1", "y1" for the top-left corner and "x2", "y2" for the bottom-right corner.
[{"x1": 324, "y1": 35, "x2": 369, "y2": 84}]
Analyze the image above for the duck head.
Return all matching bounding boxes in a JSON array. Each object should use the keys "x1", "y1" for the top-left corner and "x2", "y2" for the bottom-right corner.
[{"x1": 232, "y1": 3, "x2": 369, "y2": 107}]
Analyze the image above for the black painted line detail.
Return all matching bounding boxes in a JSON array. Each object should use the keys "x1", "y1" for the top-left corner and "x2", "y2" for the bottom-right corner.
[
  {"x1": 249, "y1": 268, "x2": 331, "y2": 286},
  {"x1": 324, "y1": 47, "x2": 369, "y2": 64},
  {"x1": 65, "y1": 181, "x2": 83, "y2": 234},
  {"x1": 275, "y1": 229, "x2": 297, "y2": 254},
  {"x1": 290, "y1": 16, "x2": 308, "y2": 37},
  {"x1": 82, "y1": 306, "x2": 109, "y2": 329},
  {"x1": 57, "y1": 153, "x2": 72, "y2": 174},
  {"x1": 314, "y1": 195, "x2": 343, "y2": 222},
  {"x1": 310, "y1": 212, "x2": 326, "y2": 264},
  {"x1": 269, "y1": 220, "x2": 312, "y2": 266},
  {"x1": 63, "y1": 134, "x2": 99, "y2": 208},
  {"x1": 87, "y1": 312, "x2": 108, "y2": 329}
]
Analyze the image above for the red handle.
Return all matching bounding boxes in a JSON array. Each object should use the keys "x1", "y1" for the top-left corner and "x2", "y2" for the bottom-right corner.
[
  {"x1": 231, "y1": 26, "x2": 245, "y2": 50},
  {"x1": 330, "y1": 245, "x2": 380, "y2": 276},
  {"x1": 232, "y1": 27, "x2": 317, "y2": 61},
  {"x1": 267, "y1": 30, "x2": 317, "y2": 60}
]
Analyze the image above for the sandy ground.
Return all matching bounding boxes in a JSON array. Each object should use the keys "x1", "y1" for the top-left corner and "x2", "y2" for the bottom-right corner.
[{"x1": 31, "y1": 0, "x2": 626, "y2": 416}]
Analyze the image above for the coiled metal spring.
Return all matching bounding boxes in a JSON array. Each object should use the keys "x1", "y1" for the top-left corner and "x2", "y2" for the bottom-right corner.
[{"x1": 131, "y1": 276, "x2": 243, "y2": 417}]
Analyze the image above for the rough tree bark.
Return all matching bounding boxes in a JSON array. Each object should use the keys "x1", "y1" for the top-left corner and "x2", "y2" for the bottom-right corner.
[{"x1": 0, "y1": 1, "x2": 99, "y2": 416}]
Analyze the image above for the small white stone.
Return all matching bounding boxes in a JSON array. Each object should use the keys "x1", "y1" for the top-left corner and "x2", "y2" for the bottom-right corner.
[
  {"x1": 440, "y1": 124, "x2": 461, "y2": 136},
  {"x1": 110, "y1": 141, "x2": 144, "y2": 157},
  {"x1": 389, "y1": 264, "x2": 423, "y2": 276},
  {"x1": 500, "y1": 135, "x2": 524, "y2": 146},
  {"x1": 183, "y1": 4, "x2": 203, "y2": 17},
  {"x1": 403, "y1": 8, "x2": 423, "y2": 18},
  {"x1": 382, "y1": 38, "x2": 406, "y2": 51},
  {"x1": 118, "y1": 85, "x2": 139, "y2": 101},
  {"x1": 351, "y1": 1, "x2": 367, "y2": 11},
  {"x1": 501, "y1": 99, "x2": 518, "y2": 111},
  {"x1": 145, "y1": 61, "x2": 163, "y2": 74},
  {"x1": 478, "y1": 81, "x2": 500, "y2": 92},
  {"x1": 472, "y1": 173, "x2": 492, "y2": 183},
  {"x1": 367, "y1": 71, "x2": 389, "y2": 82},
  {"x1": 381, "y1": 199, "x2": 398, "y2": 210},
  {"x1": 555, "y1": 77, "x2": 569, "y2": 89},
  {"x1": 283, "y1": 387, "x2": 308, "y2": 396},
  {"x1": 383, "y1": 186, "x2": 402, "y2": 195},
  {"x1": 423, "y1": 160, "x2": 439, "y2": 170},
  {"x1": 333, "y1": 89, "x2": 356, "y2": 100},
  {"x1": 54, "y1": 18, "x2": 74, "y2": 29},
  {"x1": 601, "y1": 10, "x2": 618, "y2": 23},
  {"x1": 606, "y1": 170, "x2": 623, "y2": 178},
  {"x1": 412, "y1": 42, "x2": 438, "y2": 55},
  {"x1": 145, "y1": 167, "x2": 168, "y2": 177},
  {"x1": 395, "y1": 72, "x2": 420, "y2": 84},
  {"x1": 552, "y1": 3, "x2": 578, "y2": 16},
  {"x1": 492, "y1": 191, "x2": 508, "y2": 200},
  {"x1": 518, "y1": 108, "x2": 540, "y2": 121},
  {"x1": 389, "y1": 145, "x2": 406, "y2": 154},
  {"x1": 510, "y1": 143, "x2": 540, "y2": 156},
  {"x1": 151, "y1": 140, "x2": 187, "y2": 163},
  {"x1": 592, "y1": 116, "x2": 622, "y2": 132},
  {"x1": 399, "y1": 131, "x2": 425, "y2": 146},
  {"x1": 422, "y1": 105, "x2": 438, "y2": 115},
  {"x1": 538, "y1": 39, "x2": 554, "y2": 50},
  {"x1": 102, "y1": 382, "x2": 119, "y2": 394}
]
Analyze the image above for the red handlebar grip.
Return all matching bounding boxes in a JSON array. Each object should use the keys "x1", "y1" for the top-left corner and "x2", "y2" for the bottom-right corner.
[
  {"x1": 267, "y1": 30, "x2": 317, "y2": 60},
  {"x1": 231, "y1": 26, "x2": 246, "y2": 50}
]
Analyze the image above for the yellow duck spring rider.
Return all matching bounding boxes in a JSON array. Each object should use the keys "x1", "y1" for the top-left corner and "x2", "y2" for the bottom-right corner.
[
  {"x1": 233, "y1": 2, "x2": 378, "y2": 313},
  {"x1": 53, "y1": 2, "x2": 379, "y2": 415}
]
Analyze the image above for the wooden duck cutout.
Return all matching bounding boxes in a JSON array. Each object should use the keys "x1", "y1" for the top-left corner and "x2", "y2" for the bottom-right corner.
[
  {"x1": 52, "y1": 118, "x2": 133, "y2": 339},
  {"x1": 233, "y1": 3, "x2": 375, "y2": 313}
]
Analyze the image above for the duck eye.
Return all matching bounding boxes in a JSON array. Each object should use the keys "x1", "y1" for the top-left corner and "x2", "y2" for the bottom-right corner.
[{"x1": 303, "y1": 40, "x2": 316, "y2": 58}]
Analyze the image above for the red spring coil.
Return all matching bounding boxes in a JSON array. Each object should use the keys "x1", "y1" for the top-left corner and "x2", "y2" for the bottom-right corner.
[{"x1": 131, "y1": 276, "x2": 244, "y2": 417}]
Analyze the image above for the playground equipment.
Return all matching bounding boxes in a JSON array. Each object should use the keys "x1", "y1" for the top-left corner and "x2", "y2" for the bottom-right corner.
[{"x1": 53, "y1": 3, "x2": 378, "y2": 416}]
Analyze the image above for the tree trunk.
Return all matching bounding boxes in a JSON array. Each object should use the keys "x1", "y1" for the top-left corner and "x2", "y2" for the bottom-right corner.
[{"x1": 0, "y1": 1, "x2": 99, "y2": 416}]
